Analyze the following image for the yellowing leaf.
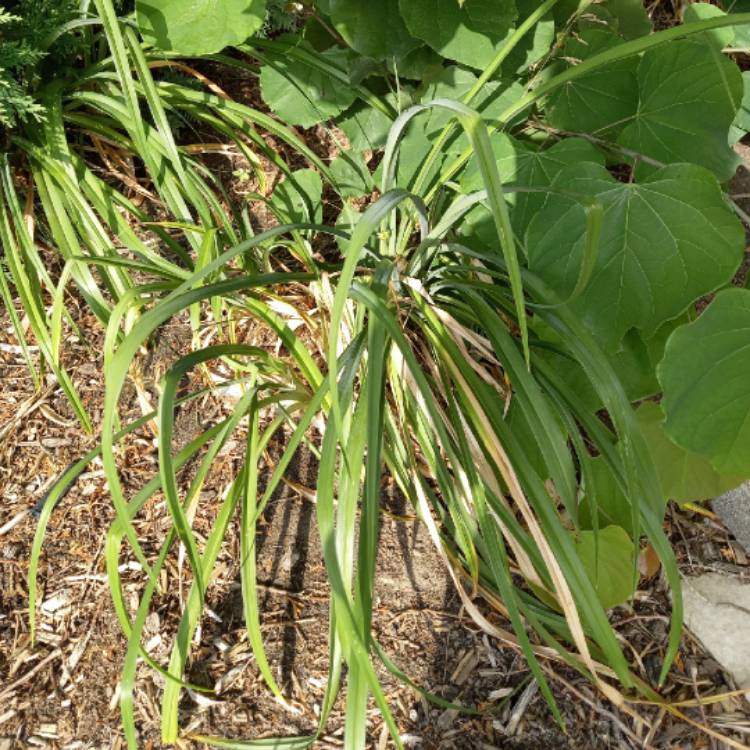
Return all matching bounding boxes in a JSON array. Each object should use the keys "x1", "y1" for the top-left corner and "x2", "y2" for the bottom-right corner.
[
  {"x1": 575, "y1": 526, "x2": 635, "y2": 610},
  {"x1": 635, "y1": 402, "x2": 745, "y2": 504}
]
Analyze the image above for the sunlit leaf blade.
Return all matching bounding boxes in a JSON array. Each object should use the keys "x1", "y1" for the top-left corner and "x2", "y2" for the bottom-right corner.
[
  {"x1": 259, "y1": 42, "x2": 358, "y2": 128},
  {"x1": 137, "y1": 0, "x2": 267, "y2": 55},
  {"x1": 23, "y1": 2, "x2": 749, "y2": 745},
  {"x1": 399, "y1": 0, "x2": 517, "y2": 69},
  {"x1": 323, "y1": 0, "x2": 418, "y2": 60}
]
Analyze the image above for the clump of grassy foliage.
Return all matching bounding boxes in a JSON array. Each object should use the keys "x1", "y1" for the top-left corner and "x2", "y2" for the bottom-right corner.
[{"x1": 9, "y1": 0, "x2": 750, "y2": 748}]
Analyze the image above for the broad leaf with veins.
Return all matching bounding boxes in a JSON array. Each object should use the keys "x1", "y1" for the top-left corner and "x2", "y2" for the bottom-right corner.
[
  {"x1": 527, "y1": 162, "x2": 744, "y2": 349},
  {"x1": 137, "y1": 0, "x2": 266, "y2": 55},
  {"x1": 399, "y1": 0, "x2": 517, "y2": 70},
  {"x1": 545, "y1": 29, "x2": 639, "y2": 137},
  {"x1": 323, "y1": 0, "x2": 419, "y2": 60},
  {"x1": 545, "y1": 32, "x2": 742, "y2": 181},
  {"x1": 618, "y1": 38, "x2": 742, "y2": 180},
  {"x1": 659, "y1": 289, "x2": 750, "y2": 476},
  {"x1": 259, "y1": 43, "x2": 357, "y2": 128}
]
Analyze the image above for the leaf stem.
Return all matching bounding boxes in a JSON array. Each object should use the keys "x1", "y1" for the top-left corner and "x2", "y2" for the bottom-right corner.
[
  {"x1": 427, "y1": 12, "x2": 750, "y2": 203},
  {"x1": 410, "y1": 0, "x2": 561, "y2": 200}
]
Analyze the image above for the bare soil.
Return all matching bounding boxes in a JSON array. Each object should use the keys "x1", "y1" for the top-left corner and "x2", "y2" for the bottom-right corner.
[{"x1": 1, "y1": 317, "x2": 750, "y2": 750}]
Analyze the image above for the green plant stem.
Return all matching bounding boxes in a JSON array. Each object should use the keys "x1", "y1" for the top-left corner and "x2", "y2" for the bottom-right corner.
[
  {"x1": 427, "y1": 12, "x2": 750, "y2": 204},
  {"x1": 410, "y1": 0, "x2": 561, "y2": 200}
]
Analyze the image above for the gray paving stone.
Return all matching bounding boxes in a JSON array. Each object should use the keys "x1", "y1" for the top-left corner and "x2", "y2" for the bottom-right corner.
[
  {"x1": 682, "y1": 573, "x2": 750, "y2": 692},
  {"x1": 712, "y1": 481, "x2": 750, "y2": 553}
]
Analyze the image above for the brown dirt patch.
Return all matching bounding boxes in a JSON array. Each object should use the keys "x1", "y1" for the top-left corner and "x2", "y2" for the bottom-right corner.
[{"x1": 1, "y1": 301, "x2": 750, "y2": 750}]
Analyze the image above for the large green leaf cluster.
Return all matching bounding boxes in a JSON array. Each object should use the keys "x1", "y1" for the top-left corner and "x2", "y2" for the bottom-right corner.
[
  {"x1": 243, "y1": 0, "x2": 750, "y2": 609},
  {"x1": 137, "y1": 0, "x2": 267, "y2": 55},
  {"x1": 129, "y1": 0, "x2": 750, "y2": 606}
]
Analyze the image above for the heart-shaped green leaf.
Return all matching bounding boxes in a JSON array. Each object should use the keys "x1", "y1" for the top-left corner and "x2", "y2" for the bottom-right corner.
[
  {"x1": 259, "y1": 43, "x2": 357, "y2": 128},
  {"x1": 659, "y1": 288, "x2": 750, "y2": 475},
  {"x1": 545, "y1": 29, "x2": 639, "y2": 137},
  {"x1": 590, "y1": 0, "x2": 652, "y2": 40},
  {"x1": 398, "y1": 0, "x2": 517, "y2": 70},
  {"x1": 545, "y1": 32, "x2": 742, "y2": 181},
  {"x1": 618, "y1": 38, "x2": 742, "y2": 181},
  {"x1": 137, "y1": 0, "x2": 266, "y2": 55},
  {"x1": 527, "y1": 162, "x2": 744, "y2": 349},
  {"x1": 324, "y1": 0, "x2": 419, "y2": 60}
]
